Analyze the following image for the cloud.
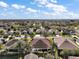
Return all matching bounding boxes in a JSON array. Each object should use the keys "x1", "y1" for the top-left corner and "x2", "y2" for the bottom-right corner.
[
  {"x1": 42, "y1": 11, "x2": 79, "y2": 19},
  {"x1": 11, "y1": 4, "x2": 26, "y2": 9},
  {"x1": 26, "y1": 8, "x2": 37, "y2": 13},
  {"x1": 0, "y1": 1, "x2": 9, "y2": 8},
  {"x1": 35, "y1": 0, "x2": 48, "y2": 5},
  {"x1": 67, "y1": 12, "x2": 79, "y2": 19},
  {"x1": 51, "y1": 0, "x2": 57, "y2": 3},
  {"x1": 1, "y1": 13, "x2": 8, "y2": 16},
  {"x1": 35, "y1": 0, "x2": 67, "y2": 14},
  {"x1": 35, "y1": 0, "x2": 57, "y2": 5},
  {"x1": 0, "y1": 0, "x2": 79, "y2": 19},
  {"x1": 34, "y1": 0, "x2": 79, "y2": 19},
  {"x1": 43, "y1": 11, "x2": 57, "y2": 16},
  {"x1": 46, "y1": 3, "x2": 68, "y2": 13}
]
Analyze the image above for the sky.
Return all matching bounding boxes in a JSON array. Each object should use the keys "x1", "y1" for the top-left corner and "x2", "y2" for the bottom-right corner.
[{"x1": 0, "y1": 0, "x2": 79, "y2": 19}]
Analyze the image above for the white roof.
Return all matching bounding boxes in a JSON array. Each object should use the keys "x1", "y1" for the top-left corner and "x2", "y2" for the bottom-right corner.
[
  {"x1": 15, "y1": 37, "x2": 21, "y2": 39},
  {"x1": 21, "y1": 35, "x2": 25, "y2": 38},
  {"x1": 34, "y1": 34, "x2": 41, "y2": 39},
  {"x1": 24, "y1": 53, "x2": 38, "y2": 59},
  {"x1": 39, "y1": 57, "x2": 45, "y2": 59}
]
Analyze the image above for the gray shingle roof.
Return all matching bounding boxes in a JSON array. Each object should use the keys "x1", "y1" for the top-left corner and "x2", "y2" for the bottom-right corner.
[{"x1": 32, "y1": 35, "x2": 50, "y2": 49}]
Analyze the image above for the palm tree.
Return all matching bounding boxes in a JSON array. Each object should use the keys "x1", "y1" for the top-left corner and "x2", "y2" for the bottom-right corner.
[
  {"x1": 17, "y1": 41, "x2": 24, "y2": 59},
  {"x1": 24, "y1": 41, "x2": 32, "y2": 54},
  {"x1": 51, "y1": 38, "x2": 59, "y2": 59}
]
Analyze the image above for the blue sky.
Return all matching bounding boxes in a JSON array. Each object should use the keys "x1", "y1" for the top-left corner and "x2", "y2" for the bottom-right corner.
[{"x1": 0, "y1": 0, "x2": 79, "y2": 19}]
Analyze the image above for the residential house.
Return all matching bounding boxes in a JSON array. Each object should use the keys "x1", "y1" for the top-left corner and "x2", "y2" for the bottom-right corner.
[
  {"x1": 48, "y1": 29, "x2": 53, "y2": 35},
  {"x1": 75, "y1": 30, "x2": 79, "y2": 35},
  {"x1": 68, "y1": 56, "x2": 79, "y2": 59},
  {"x1": 24, "y1": 53, "x2": 38, "y2": 59},
  {"x1": 36, "y1": 29, "x2": 41, "y2": 34},
  {"x1": 75, "y1": 38, "x2": 79, "y2": 45},
  {"x1": 24, "y1": 53, "x2": 45, "y2": 59},
  {"x1": 31, "y1": 35, "x2": 51, "y2": 51},
  {"x1": 62, "y1": 29, "x2": 75, "y2": 35},
  {"x1": 54, "y1": 35, "x2": 79, "y2": 50},
  {"x1": 8, "y1": 30, "x2": 14, "y2": 35},
  {"x1": 39, "y1": 57, "x2": 45, "y2": 59},
  {"x1": 21, "y1": 30, "x2": 27, "y2": 35},
  {"x1": 0, "y1": 37, "x2": 6, "y2": 44},
  {"x1": 5, "y1": 39, "x2": 25, "y2": 49},
  {"x1": 5, "y1": 39, "x2": 18, "y2": 49}
]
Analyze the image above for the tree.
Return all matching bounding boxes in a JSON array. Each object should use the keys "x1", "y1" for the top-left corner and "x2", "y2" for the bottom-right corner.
[
  {"x1": 0, "y1": 29, "x2": 4, "y2": 35},
  {"x1": 0, "y1": 44, "x2": 5, "y2": 50},
  {"x1": 51, "y1": 38, "x2": 59, "y2": 59},
  {"x1": 17, "y1": 41, "x2": 24, "y2": 59}
]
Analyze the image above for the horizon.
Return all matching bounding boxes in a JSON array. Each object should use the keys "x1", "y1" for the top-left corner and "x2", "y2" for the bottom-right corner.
[
  {"x1": 0, "y1": 0, "x2": 79, "y2": 19},
  {"x1": 0, "y1": 19, "x2": 79, "y2": 21}
]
